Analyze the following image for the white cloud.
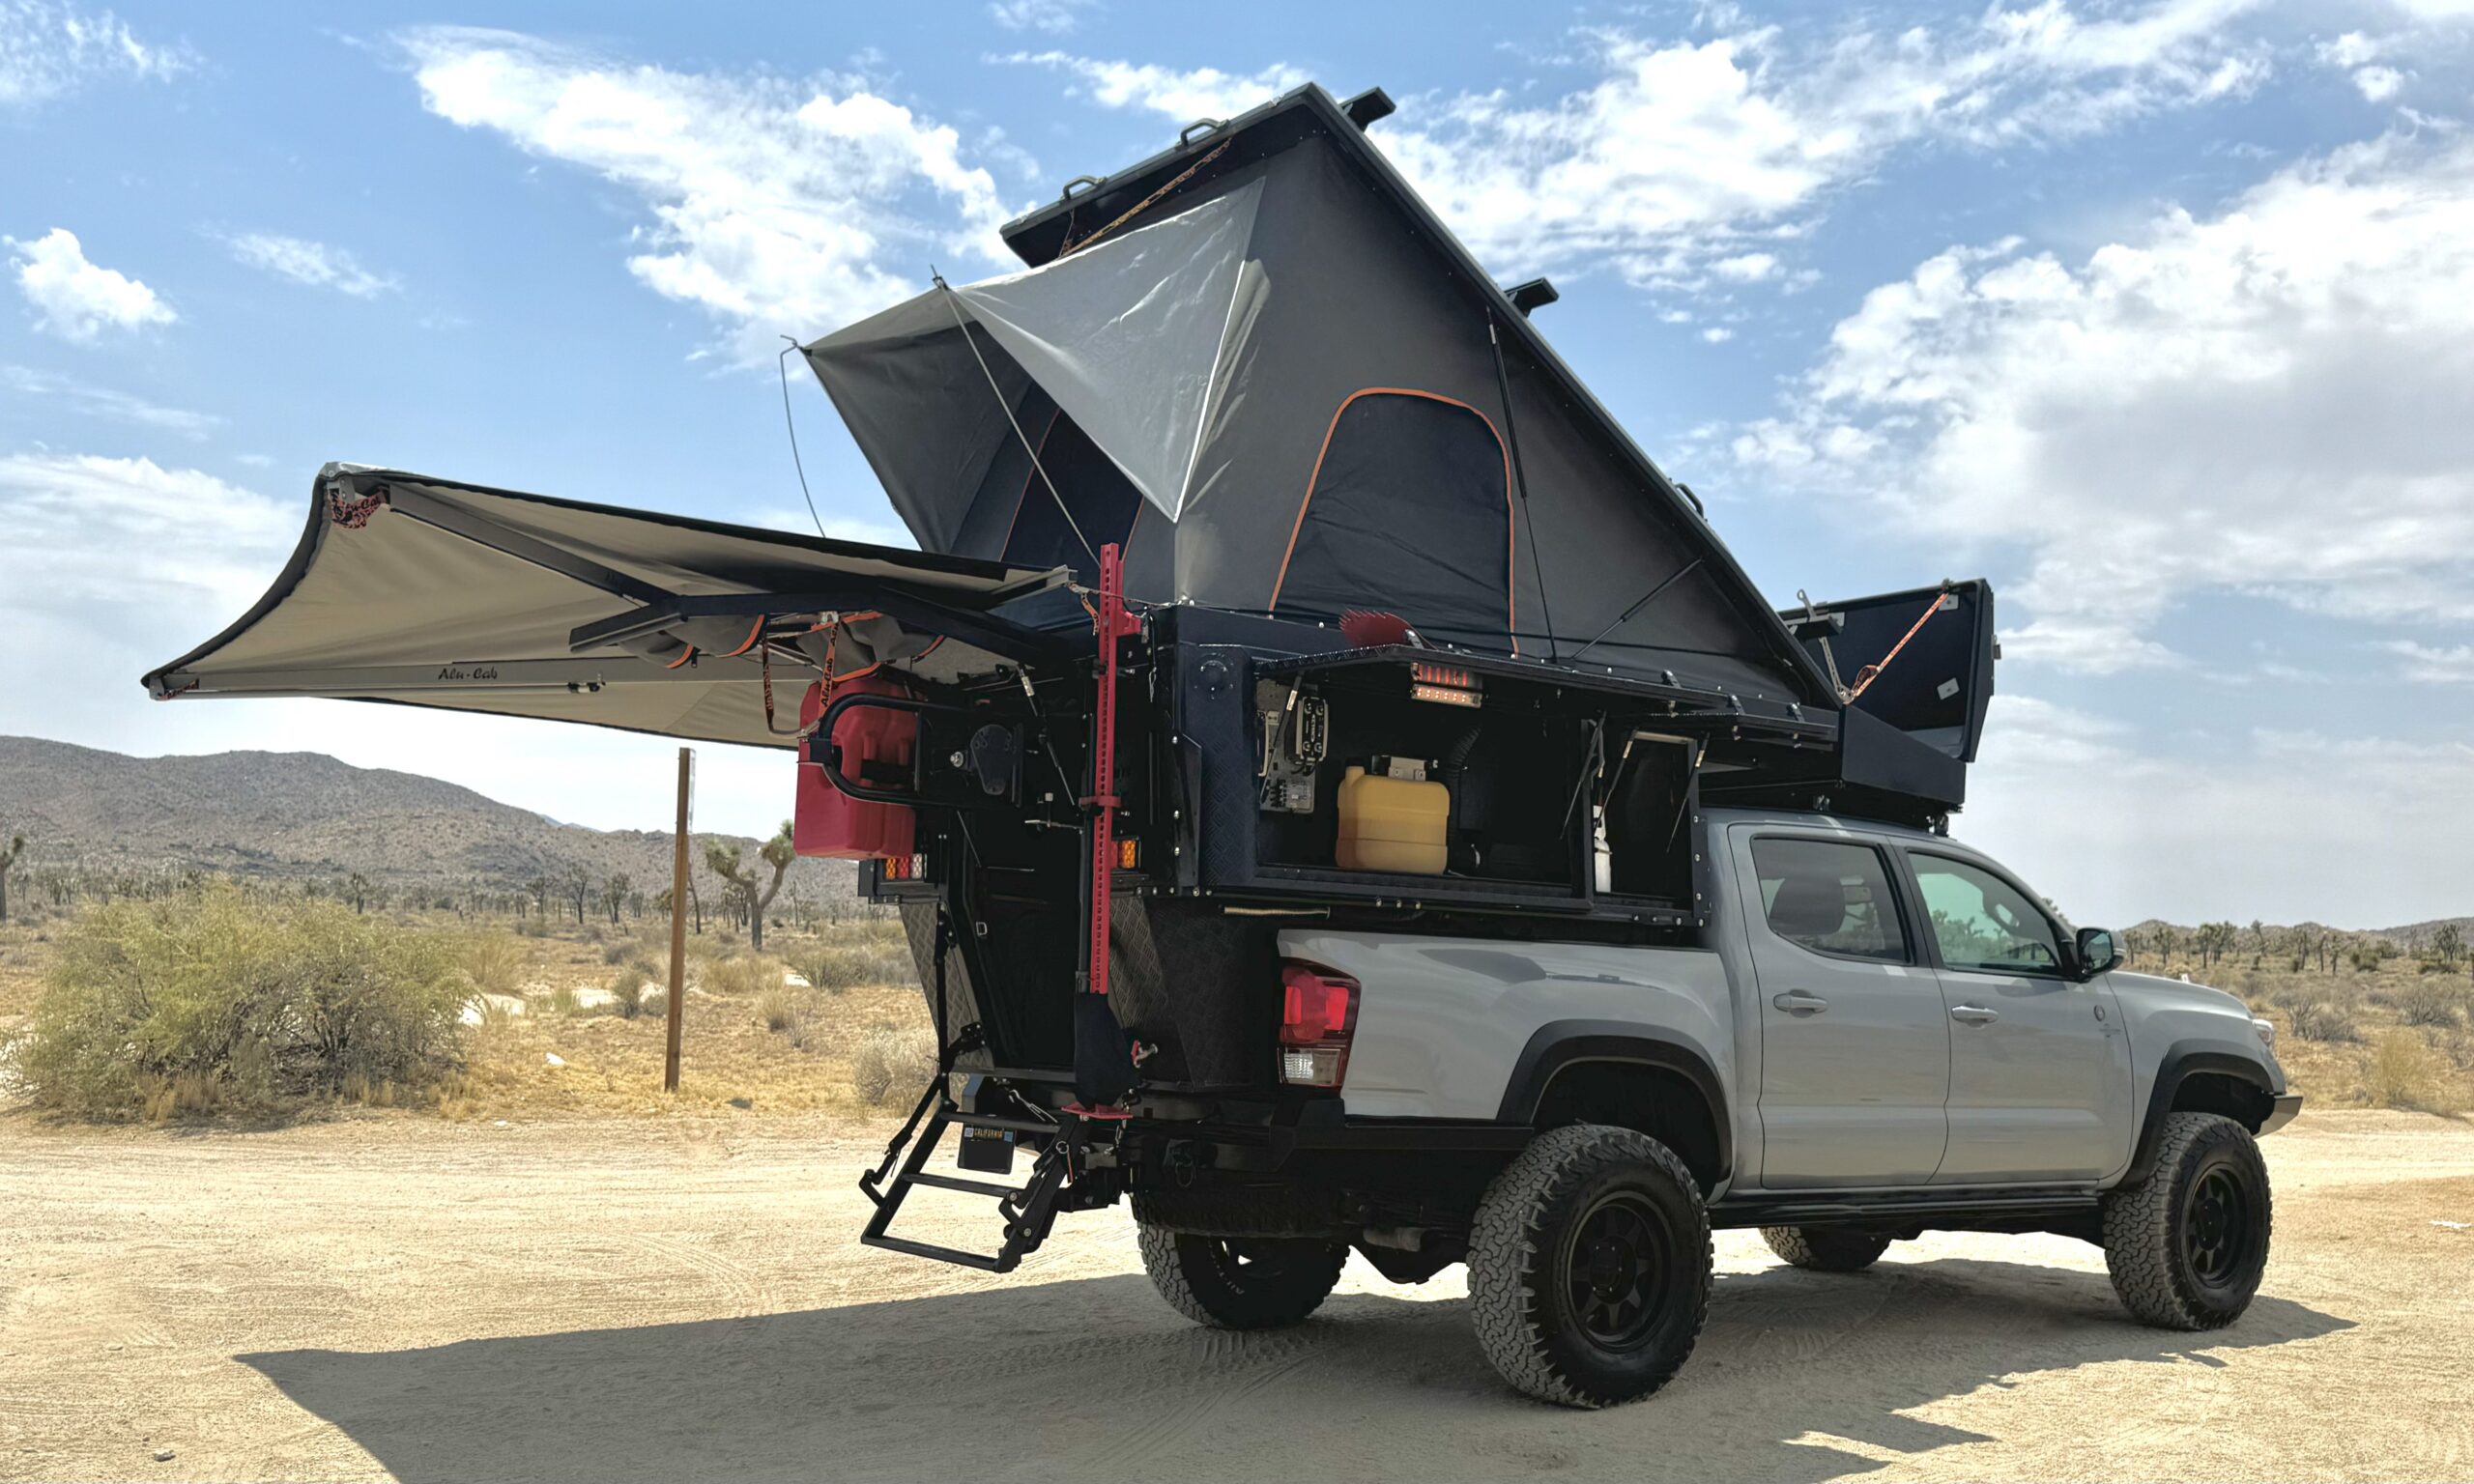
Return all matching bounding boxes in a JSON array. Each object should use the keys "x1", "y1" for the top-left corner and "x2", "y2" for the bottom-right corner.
[
  {"x1": 218, "y1": 232, "x2": 398, "y2": 298},
  {"x1": 0, "y1": 447, "x2": 802, "y2": 845},
  {"x1": 399, "y1": 26, "x2": 1009, "y2": 361},
  {"x1": 2317, "y1": 33, "x2": 2412, "y2": 99},
  {"x1": 2385, "y1": 640, "x2": 2474, "y2": 682},
  {"x1": 1699, "y1": 326, "x2": 1735, "y2": 343},
  {"x1": 0, "y1": 453, "x2": 293, "y2": 615},
  {"x1": 7, "y1": 227, "x2": 175, "y2": 341},
  {"x1": 0, "y1": 0, "x2": 187, "y2": 109},
  {"x1": 1734, "y1": 131, "x2": 2474, "y2": 672},
  {"x1": 1963, "y1": 695, "x2": 2474, "y2": 926},
  {"x1": 1712, "y1": 252, "x2": 1779, "y2": 282},
  {"x1": 1026, "y1": 6, "x2": 2268, "y2": 289},
  {"x1": 1000, "y1": 53, "x2": 1310, "y2": 123},
  {"x1": 988, "y1": 0, "x2": 1099, "y2": 35},
  {"x1": 1, "y1": 364, "x2": 216, "y2": 437},
  {"x1": 1372, "y1": 0, "x2": 2266, "y2": 286},
  {"x1": 2351, "y1": 63, "x2": 2406, "y2": 100}
]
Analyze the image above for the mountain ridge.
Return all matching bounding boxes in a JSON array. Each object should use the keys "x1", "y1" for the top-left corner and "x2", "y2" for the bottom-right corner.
[{"x1": 0, "y1": 735, "x2": 856, "y2": 906}]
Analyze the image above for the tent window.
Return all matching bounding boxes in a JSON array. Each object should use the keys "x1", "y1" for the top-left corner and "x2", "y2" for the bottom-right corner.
[
  {"x1": 1001, "y1": 412, "x2": 1144, "y2": 581},
  {"x1": 1272, "y1": 389, "x2": 1515, "y2": 649}
]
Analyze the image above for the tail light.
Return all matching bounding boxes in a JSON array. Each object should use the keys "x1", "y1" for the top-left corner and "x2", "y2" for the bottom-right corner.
[{"x1": 1279, "y1": 961, "x2": 1359, "y2": 1088}]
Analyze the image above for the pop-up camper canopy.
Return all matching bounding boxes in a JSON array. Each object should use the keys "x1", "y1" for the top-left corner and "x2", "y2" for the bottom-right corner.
[
  {"x1": 141, "y1": 465, "x2": 1069, "y2": 750},
  {"x1": 143, "y1": 83, "x2": 1995, "y2": 813},
  {"x1": 807, "y1": 84, "x2": 1831, "y2": 712}
]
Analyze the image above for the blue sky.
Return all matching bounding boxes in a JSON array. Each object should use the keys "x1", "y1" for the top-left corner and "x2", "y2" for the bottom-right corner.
[{"x1": 4, "y1": 0, "x2": 2470, "y2": 927}]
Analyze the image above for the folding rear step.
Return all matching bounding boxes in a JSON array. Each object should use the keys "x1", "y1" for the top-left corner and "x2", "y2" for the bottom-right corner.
[{"x1": 858, "y1": 1070, "x2": 1072, "y2": 1273}]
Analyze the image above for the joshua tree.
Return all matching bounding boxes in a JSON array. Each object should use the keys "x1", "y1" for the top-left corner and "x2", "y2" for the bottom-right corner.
[
  {"x1": 705, "y1": 822, "x2": 795, "y2": 952},
  {"x1": 602, "y1": 871, "x2": 631, "y2": 925},
  {"x1": 345, "y1": 871, "x2": 372, "y2": 914},
  {"x1": 562, "y1": 865, "x2": 591, "y2": 926},
  {"x1": 0, "y1": 833, "x2": 22, "y2": 923}
]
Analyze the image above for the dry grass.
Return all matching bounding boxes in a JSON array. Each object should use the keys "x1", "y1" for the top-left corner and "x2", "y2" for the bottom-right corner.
[
  {"x1": 608, "y1": 964, "x2": 650, "y2": 1019},
  {"x1": 2362, "y1": 1031, "x2": 2460, "y2": 1112},
  {"x1": 851, "y1": 1026, "x2": 937, "y2": 1106},
  {"x1": 461, "y1": 933, "x2": 530, "y2": 997},
  {"x1": 2288, "y1": 1002, "x2": 2359, "y2": 1043},
  {"x1": 2245, "y1": 959, "x2": 2474, "y2": 1114},
  {"x1": 700, "y1": 954, "x2": 779, "y2": 999}
]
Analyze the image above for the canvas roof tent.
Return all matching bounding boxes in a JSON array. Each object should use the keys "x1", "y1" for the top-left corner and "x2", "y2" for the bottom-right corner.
[
  {"x1": 144, "y1": 83, "x2": 1995, "y2": 805},
  {"x1": 140, "y1": 465, "x2": 1070, "y2": 751},
  {"x1": 806, "y1": 83, "x2": 1833, "y2": 711}
]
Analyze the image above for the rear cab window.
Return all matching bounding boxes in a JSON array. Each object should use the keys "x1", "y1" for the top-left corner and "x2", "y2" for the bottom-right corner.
[{"x1": 1749, "y1": 837, "x2": 1911, "y2": 963}]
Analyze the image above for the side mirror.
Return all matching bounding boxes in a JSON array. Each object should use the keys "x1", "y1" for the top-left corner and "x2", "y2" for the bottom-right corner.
[{"x1": 2075, "y1": 927, "x2": 2120, "y2": 979}]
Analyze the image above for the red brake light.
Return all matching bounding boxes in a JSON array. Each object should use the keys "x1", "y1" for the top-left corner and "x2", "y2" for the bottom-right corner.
[{"x1": 1278, "y1": 962, "x2": 1359, "y2": 1088}]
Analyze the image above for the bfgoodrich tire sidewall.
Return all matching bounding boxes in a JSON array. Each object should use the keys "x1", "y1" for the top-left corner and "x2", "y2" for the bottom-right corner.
[
  {"x1": 1532, "y1": 1162, "x2": 1705, "y2": 1390},
  {"x1": 2172, "y1": 1131, "x2": 2272, "y2": 1319}
]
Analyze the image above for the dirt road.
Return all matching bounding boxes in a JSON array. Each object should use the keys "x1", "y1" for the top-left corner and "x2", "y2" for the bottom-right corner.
[{"x1": 3, "y1": 1110, "x2": 2468, "y2": 1483}]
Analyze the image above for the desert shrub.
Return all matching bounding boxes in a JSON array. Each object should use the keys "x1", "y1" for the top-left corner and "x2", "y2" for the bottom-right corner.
[
  {"x1": 547, "y1": 985, "x2": 581, "y2": 1017},
  {"x1": 702, "y1": 955, "x2": 776, "y2": 998},
  {"x1": 2288, "y1": 1002, "x2": 2359, "y2": 1042},
  {"x1": 17, "y1": 884, "x2": 466, "y2": 1119},
  {"x1": 462, "y1": 933, "x2": 527, "y2": 996},
  {"x1": 796, "y1": 942, "x2": 918, "y2": 992},
  {"x1": 759, "y1": 985, "x2": 802, "y2": 1033},
  {"x1": 601, "y1": 940, "x2": 632, "y2": 965},
  {"x1": 2361, "y1": 1031, "x2": 2455, "y2": 1112},
  {"x1": 643, "y1": 987, "x2": 669, "y2": 1020},
  {"x1": 2392, "y1": 982, "x2": 2465, "y2": 1029},
  {"x1": 793, "y1": 945, "x2": 872, "y2": 993},
  {"x1": 851, "y1": 1026, "x2": 937, "y2": 1105},
  {"x1": 608, "y1": 963, "x2": 650, "y2": 1019}
]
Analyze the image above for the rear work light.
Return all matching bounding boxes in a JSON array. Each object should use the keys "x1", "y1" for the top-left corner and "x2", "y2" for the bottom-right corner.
[{"x1": 1279, "y1": 961, "x2": 1360, "y2": 1089}]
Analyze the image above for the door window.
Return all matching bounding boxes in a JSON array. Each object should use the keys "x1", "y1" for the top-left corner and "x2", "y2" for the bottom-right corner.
[
  {"x1": 1909, "y1": 854, "x2": 2063, "y2": 974},
  {"x1": 1750, "y1": 838, "x2": 1909, "y2": 962}
]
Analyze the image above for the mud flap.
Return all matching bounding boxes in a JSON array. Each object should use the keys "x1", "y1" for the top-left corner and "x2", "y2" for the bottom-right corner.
[{"x1": 1073, "y1": 991, "x2": 1138, "y2": 1106}]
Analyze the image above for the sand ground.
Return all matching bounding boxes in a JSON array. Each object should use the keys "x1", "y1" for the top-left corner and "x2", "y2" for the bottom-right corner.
[{"x1": 2, "y1": 1109, "x2": 2469, "y2": 1483}]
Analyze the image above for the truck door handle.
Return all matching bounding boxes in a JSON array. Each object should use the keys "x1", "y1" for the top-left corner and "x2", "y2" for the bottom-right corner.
[
  {"x1": 1950, "y1": 1004, "x2": 1999, "y2": 1025},
  {"x1": 1771, "y1": 990, "x2": 1828, "y2": 1014}
]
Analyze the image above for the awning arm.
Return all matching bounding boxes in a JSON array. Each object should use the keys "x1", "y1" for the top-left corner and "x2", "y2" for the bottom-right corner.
[
  {"x1": 151, "y1": 658, "x2": 711, "y2": 699},
  {"x1": 360, "y1": 475, "x2": 681, "y2": 609},
  {"x1": 567, "y1": 588, "x2": 1078, "y2": 669}
]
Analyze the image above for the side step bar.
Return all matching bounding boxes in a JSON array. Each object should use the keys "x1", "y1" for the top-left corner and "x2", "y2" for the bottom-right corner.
[{"x1": 858, "y1": 1070, "x2": 1070, "y2": 1273}]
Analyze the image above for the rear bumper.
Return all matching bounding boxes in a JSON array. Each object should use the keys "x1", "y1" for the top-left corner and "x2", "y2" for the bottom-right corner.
[{"x1": 2259, "y1": 1092, "x2": 2303, "y2": 1137}]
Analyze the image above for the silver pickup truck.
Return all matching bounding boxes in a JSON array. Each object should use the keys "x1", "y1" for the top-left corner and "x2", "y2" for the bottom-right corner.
[{"x1": 1192, "y1": 806, "x2": 2301, "y2": 1405}]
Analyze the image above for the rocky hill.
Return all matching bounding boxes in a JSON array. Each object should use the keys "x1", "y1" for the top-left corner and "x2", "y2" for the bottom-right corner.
[{"x1": 0, "y1": 735, "x2": 856, "y2": 907}]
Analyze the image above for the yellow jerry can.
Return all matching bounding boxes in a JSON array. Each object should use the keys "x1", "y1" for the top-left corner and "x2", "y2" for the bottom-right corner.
[{"x1": 1336, "y1": 761, "x2": 1450, "y2": 874}]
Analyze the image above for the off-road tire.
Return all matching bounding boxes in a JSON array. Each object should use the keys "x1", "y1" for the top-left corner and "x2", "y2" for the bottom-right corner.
[
  {"x1": 1760, "y1": 1225, "x2": 1893, "y2": 1272},
  {"x1": 2101, "y1": 1111, "x2": 2272, "y2": 1330},
  {"x1": 1469, "y1": 1125, "x2": 1711, "y2": 1408},
  {"x1": 1136, "y1": 1220, "x2": 1345, "y2": 1330}
]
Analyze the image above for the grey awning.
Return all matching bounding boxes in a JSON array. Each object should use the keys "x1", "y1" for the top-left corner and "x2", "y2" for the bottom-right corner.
[{"x1": 142, "y1": 465, "x2": 1069, "y2": 750}]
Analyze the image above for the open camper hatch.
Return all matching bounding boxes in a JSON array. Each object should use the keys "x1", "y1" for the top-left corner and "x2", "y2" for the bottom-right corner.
[{"x1": 145, "y1": 81, "x2": 1999, "y2": 1274}]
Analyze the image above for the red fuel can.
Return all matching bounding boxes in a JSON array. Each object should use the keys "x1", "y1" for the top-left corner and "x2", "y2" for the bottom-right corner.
[{"x1": 792, "y1": 673, "x2": 918, "y2": 860}]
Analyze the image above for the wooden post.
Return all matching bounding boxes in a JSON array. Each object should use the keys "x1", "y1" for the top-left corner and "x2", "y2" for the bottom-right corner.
[{"x1": 665, "y1": 747, "x2": 693, "y2": 1093}]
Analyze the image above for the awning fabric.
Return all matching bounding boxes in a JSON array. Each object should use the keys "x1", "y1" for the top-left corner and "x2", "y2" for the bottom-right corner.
[
  {"x1": 141, "y1": 466, "x2": 1066, "y2": 751},
  {"x1": 805, "y1": 182, "x2": 1260, "y2": 542}
]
